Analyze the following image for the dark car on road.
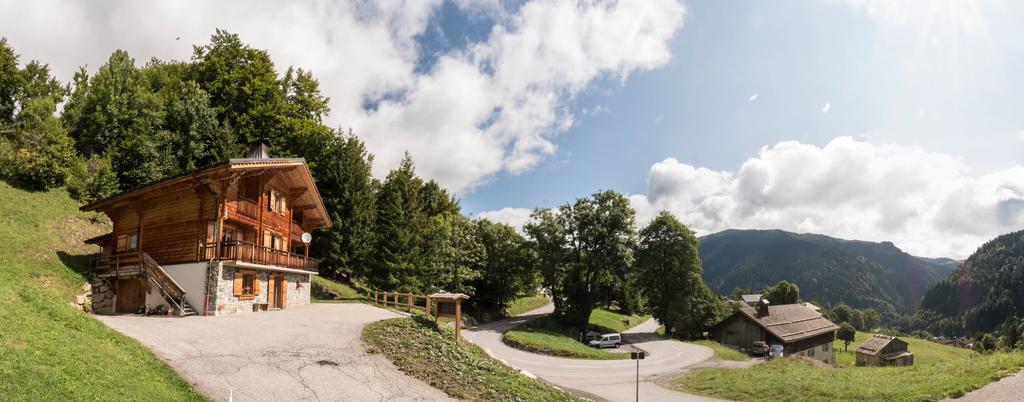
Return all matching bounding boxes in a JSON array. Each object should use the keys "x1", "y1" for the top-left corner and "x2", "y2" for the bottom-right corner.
[{"x1": 749, "y1": 341, "x2": 769, "y2": 356}]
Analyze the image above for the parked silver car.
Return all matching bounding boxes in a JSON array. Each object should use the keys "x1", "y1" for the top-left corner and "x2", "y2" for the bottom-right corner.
[
  {"x1": 768, "y1": 344, "x2": 784, "y2": 359},
  {"x1": 587, "y1": 333, "x2": 622, "y2": 348}
]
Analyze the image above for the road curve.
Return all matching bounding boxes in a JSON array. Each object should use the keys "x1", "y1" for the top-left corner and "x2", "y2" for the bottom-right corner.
[{"x1": 463, "y1": 304, "x2": 725, "y2": 402}]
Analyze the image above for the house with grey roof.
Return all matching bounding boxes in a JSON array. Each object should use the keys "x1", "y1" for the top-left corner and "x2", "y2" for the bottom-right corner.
[{"x1": 709, "y1": 298, "x2": 840, "y2": 366}]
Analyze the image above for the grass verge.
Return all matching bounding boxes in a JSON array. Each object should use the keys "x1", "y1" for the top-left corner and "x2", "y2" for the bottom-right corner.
[
  {"x1": 692, "y1": 340, "x2": 750, "y2": 361},
  {"x1": 502, "y1": 308, "x2": 650, "y2": 360},
  {"x1": 363, "y1": 316, "x2": 582, "y2": 401},
  {"x1": 0, "y1": 182, "x2": 204, "y2": 401},
  {"x1": 505, "y1": 294, "x2": 550, "y2": 317},
  {"x1": 673, "y1": 353, "x2": 1024, "y2": 402},
  {"x1": 311, "y1": 275, "x2": 365, "y2": 302}
]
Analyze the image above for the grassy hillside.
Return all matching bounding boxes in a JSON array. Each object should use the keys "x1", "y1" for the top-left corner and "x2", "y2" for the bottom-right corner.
[
  {"x1": 311, "y1": 275, "x2": 365, "y2": 302},
  {"x1": 834, "y1": 332, "x2": 975, "y2": 367},
  {"x1": 364, "y1": 317, "x2": 581, "y2": 401},
  {"x1": 699, "y1": 229, "x2": 954, "y2": 323},
  {"x1": 674, "y1": 331, "x2": 1020, "y2": 402},
  {"x1": 0, "y1": 182, "x2": 203, "y2": 401}
]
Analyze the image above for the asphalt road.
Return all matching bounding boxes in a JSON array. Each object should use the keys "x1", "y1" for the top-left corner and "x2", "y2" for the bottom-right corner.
[
  {"x1": 943, "y1": 370, "x2": 1024, "y2": 402},
  {"x1": 463, "y1": 304, "x2": 725, "y2": 402},
  {"x1": 98, "y1": 303, "x2": 452, "y2": 402}
]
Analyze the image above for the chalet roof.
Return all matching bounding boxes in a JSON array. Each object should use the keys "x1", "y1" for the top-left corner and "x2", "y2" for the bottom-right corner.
[
  {"x1": 731, "y1": 304, "x2": 840, "y2": 343},
  {"x1": 855, "y1": 334, "x2": 907, "y2": 356},
  {"x1": 741, "y1": 294, "x2": 763, "y2": 304},
  {"x1": 801, "y1": 302, "x2": 822, "y2": 313},
  {"x1": 79, "y1": 157, "x2": 331, "y2": 230}
]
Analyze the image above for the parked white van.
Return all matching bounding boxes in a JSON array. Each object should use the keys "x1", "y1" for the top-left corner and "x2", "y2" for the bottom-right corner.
[{"x1": 587, "y1": 333, "x2": 622, "y2": 348}]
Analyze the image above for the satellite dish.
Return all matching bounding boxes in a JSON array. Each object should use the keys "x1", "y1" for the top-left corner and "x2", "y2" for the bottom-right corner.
[{"x1": 301, "y1": 232, "x2": 312, "y2": 244}]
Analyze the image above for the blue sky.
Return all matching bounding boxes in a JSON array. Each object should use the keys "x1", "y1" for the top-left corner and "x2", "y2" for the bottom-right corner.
[
  {"x1": 1, "y1": 0, "x2": 1022, "y2": 257},
  {"x1": 464, "y1": 0, "x2": 1024, "y2": 214}
]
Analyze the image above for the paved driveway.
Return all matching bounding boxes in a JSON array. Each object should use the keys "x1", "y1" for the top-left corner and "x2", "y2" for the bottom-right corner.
[
  {"x1": 463, "y1": 304, "x2": 725, "y2": 402},
  {"x1": 97, "y1": 303, "x2": 452, "y2": 402}
]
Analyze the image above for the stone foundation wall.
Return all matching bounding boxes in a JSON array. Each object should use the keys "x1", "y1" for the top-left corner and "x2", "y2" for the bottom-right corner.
[
  {"x1": 89, "y1": 277, "x2": 115, "y2": 314},
  {"x1": 212, "y1": 266, "x2": 312, "y2": 315}
]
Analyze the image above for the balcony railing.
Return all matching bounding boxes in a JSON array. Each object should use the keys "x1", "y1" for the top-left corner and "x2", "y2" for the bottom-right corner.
[
  {"x1": 237, "y1": 200, "x2": 259, "y2": 219},
  {"x1": 200, "y1": 240, "x2": 319, "y2": 273}
]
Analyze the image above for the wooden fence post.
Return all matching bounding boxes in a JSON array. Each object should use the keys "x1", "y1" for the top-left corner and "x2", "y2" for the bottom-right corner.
[
  {"x1": 425, "y1": 296, "x2": 431, "y2": 320},
  {"x1": 407, "y1": 293, "x2": 412, "y2": 312}
]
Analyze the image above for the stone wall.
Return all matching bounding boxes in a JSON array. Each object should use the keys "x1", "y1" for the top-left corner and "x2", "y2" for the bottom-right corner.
[
  {"x1": 89, "y1": 277, "x2": 115, "y2": 314},
  {"x1": 212, "y1": 265, "x2": 312, "y2": 315}
]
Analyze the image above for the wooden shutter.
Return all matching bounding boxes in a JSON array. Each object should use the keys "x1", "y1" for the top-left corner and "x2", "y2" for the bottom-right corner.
[
  {"x1": 233, "y1": 271, "x2": 243, "y2": 296},
  {"x1": 254, "y1": 274, "x2": 261, "y2": 294},
  {"x1": 280, "y1": 277, "x2": 288, "y2": 307}
]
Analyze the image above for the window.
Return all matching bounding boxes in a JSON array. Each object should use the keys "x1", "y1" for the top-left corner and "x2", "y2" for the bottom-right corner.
[
  {"x1": 808, "y1": 348, "x2": 815, "y2": 357},
  {"x1": 822, "y1": 343, "x2": 830, "y2": 352},
  {"x1": 241, "y1": 273, "x2": 255, "y2": 298},
  {"x1": 116, "y1": 232, "x2": 139, "y2": 251},
  {"x1": 223, "y1": 228, "x2": 236, "y2": 242},
  {"x1": 268, "y1": 190, "x2": 287, "y2": 214}
]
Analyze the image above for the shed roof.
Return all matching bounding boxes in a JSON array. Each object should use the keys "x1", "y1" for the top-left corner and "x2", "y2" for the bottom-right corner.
[
  {"x1": 728, "y1": 304, "x2": 840, "y2": 343},
  {"x1": 741, "y1": 294, "x2": 763, "y2": 304},
  {"x1": 855, "y1": 334, "x2": 907, "y2": 356}
]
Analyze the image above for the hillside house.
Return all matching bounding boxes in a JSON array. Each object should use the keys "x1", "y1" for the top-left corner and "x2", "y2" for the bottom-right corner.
[
  {"x1": 855, "y1": 334, "x2": 914, "y2": 366},
  {"x1": 740, "y1": 294, "x2": 763, "y2": 306},
  {"x1": 81, "y1": 139, "x2": 331, "y2": 316},
  {"x1": 710, "y1": 299, "x2": 840, "y2": 366}
]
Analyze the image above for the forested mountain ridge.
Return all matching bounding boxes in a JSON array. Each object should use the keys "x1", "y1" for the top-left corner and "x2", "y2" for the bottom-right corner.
[
  {"x1": 910, "y1": 229, "x2": 1024, "y2": 337},
  {"x1": 698, "y1": 229, "x2": 956, "y2": 324}
]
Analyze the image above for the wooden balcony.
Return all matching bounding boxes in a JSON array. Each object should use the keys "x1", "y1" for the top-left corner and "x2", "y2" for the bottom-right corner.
[
  {"x1": 200, "y1": 240, "x2": 319, "y2": 273},
  {"x1": 237, "y1": 200, "x2": 259, "y2": 219}
]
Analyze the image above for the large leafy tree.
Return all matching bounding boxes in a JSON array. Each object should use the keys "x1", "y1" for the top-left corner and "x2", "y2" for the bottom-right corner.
[
  {"x1": 189, "y1": 29, "x2": 285, "y2": 142},
  {"x1": 633, "y1": 211, "x2": 725, "y2": 337},
  {"x1": 762, "y1": 280, "x2": 800, "y2": 305},
  {"x1": 470, "y1": 218, "x2": 538, "y2": 320},
  {"x1": 0, "y1": 38, "x2": 21, "y2": 125},
  {"x1": 525, "y1": 190, "x2": 636, "y2": 333}
]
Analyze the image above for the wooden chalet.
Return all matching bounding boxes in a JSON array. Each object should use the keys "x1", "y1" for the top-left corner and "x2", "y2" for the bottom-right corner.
[
  {"x1": 82, "y1": 139, "x2": 331, "y2": 316},
  {"x1": 855, "y1": 334, "x2": 914, "y2": 367},
  {"x1": 710, "y1": 299, "x2": 840, "y2": 365}
]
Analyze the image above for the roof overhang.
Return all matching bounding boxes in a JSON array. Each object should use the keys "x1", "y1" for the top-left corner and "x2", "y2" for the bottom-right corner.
[{"x1": 80, "y1": 158, "x2": 332, "y2": 230}]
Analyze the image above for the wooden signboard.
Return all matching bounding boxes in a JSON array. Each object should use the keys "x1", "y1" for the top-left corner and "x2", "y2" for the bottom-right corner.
[{"x1": 428, "y1": 292, "x2": 470, "y2": 340}]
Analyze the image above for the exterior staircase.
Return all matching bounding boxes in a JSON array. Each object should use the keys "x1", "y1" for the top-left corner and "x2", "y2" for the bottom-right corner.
[{"x1": 93, "y1": 251, "x2": 197, "y2": 317}]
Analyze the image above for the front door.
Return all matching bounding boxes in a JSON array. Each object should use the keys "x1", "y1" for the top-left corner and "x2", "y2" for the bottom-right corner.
[
  {"x1": 115, "y1": 277, "x2": 146, "y2": 313},
  {"x1": 269, "y1": 275, "x2": 286, "y2": 309}
]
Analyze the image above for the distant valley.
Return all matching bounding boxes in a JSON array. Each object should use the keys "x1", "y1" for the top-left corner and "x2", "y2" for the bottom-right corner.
[{"x1": 699, "y1": 229, "x2": 958, "y2": 324}]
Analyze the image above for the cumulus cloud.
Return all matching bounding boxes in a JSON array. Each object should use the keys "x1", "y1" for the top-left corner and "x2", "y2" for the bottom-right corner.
[
  {"x1": 475, "y1": 207, "x2": 533, "y2": 232},
  {"x1": 628, "y1": 137, "x2": 1024, "y2": 258},
  {"x1": 0, "y1": 0, "x2": 685, "y2": 194}
]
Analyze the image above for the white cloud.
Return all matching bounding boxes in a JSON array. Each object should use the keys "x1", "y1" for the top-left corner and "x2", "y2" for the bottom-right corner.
[
  {"x1": 0, "y1": 0, "x2": 686, "y2": 194},
  {"x1": 748, "y1": 93, "x2": 758, "y2": 102},
  {"x1": 628, "y1": 137, "x2": 1024, "y2": 258},
  {"x1": 822, "y1": 102, "x2": 832, "y2": 113},
  {"x1": 475, "y1": 207, "x2": 534, "y2": 232}
]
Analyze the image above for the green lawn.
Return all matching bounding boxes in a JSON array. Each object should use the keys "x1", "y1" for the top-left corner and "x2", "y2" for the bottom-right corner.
[
  {"x1": 692, "y1": 340, "x2": 750, "y2": 361},
  {"x1": 833, "y1": 332, "x2": 975, "y2": 367},
  {"x1": 673, "y1": 330, "x2": 1023, "y2": 402},
  {"x1": 502, "y1": 308, "x2": 650, "y2": 360},
  {"x1": 363, "y1": 317, "x2": 582, "y2": 401},
  {"x1": 0, "y1": 182, "x2": 204, "y2": 401},
  {"x1": 505, "y1": 294, "x2": 550, "y2": 317},
  {"x1": 656, "y1": 326, "x2": 749, "y2": 361},
  {"x1": 311, "y1": 275, "x2": 365, "y2": 302}
]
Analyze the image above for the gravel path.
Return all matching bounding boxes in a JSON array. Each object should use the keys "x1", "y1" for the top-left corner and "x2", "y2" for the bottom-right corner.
[
  {"x1": 97, "y1": 303, "x2": 452, "y2": 402},
  {"x1": 463, "y1": 304, "x2": 726, "y2": 402}
]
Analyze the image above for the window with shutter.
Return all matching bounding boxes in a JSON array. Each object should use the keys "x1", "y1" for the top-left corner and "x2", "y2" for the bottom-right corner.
[{"x1": 233, "y1": 271, "x2": 243, "y2": 296}]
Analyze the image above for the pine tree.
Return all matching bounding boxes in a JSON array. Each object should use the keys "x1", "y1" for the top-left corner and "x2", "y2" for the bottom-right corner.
[{"x1": 373, "y1": 153, "x2": 426, "y2": 291}]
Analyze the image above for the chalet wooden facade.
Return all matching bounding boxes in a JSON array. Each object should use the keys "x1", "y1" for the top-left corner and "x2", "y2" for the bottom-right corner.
[
  {"x1": 710, "y1": 299, "x2": 840, "y2": 366},
  {"x1": 82, "y1": 140, "x2": 331, "y2": 316}
]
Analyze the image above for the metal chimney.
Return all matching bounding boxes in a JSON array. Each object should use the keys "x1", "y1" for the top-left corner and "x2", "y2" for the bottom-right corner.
[{"x1": 246, "y1": 138, "x2": 272, "y2": 159}]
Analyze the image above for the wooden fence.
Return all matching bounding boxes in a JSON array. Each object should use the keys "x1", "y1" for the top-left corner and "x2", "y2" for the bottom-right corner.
[{"x1": 367, "y1": 290, "x2": 433, "y2": 319}]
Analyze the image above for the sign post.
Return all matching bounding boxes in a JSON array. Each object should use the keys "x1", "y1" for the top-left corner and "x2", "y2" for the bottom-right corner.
[
  {"x1": 428, "y1": 292, "x2": 470, "y2": 340},
  {"x1": 630, "y1": 351, "x2": 645, "y2": 401}
]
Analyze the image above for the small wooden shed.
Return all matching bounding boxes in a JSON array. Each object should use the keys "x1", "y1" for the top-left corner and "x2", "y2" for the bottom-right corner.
[{"x1": 855, "y1": 334, "x2": 914, "y2": 367}]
